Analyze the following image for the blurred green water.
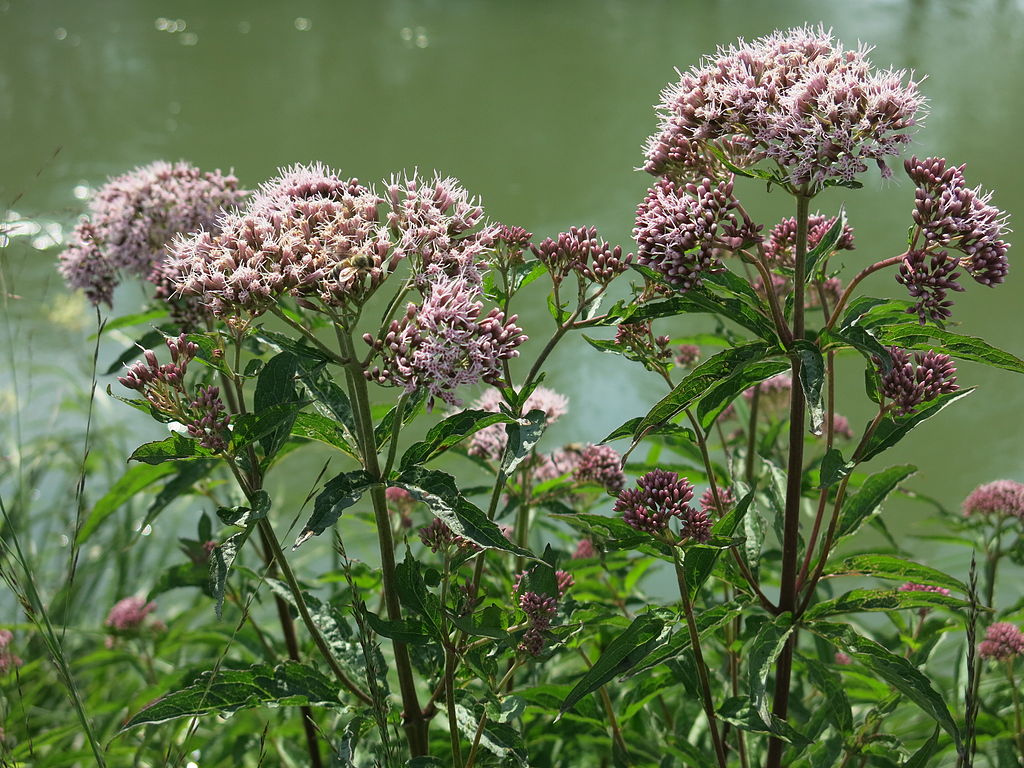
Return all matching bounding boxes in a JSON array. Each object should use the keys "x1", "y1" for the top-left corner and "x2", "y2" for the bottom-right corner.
[{"x1": 2, "y1": 0, "x2": 1023, "y2": 588}]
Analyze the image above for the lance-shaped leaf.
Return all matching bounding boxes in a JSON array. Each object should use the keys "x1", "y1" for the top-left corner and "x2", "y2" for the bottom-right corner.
[
  {"x1": 805, "y1": 588, "x2": 969, "y2": 621},
  {"x1": 293, "y1": 359, "x2": 356, "y2": 435},
  {"x1": 394, "y1": 549, "x2": 443, "y2": 641},
  {"x1": 121, "y1": 661, "x2": 342, "y2": 729},
  {"x1": 718, "y1": 695, "x2": 808, "y2": 744},
  {"x1": 627, "y1": 343, "x2": 775, "y2": 443},
  {"x1": 400, "y1": 409, "x2": 515, "y2": 469},
  {"x1": 824, "y1": 554, "x2": 966, "y2": 593},
  {"x1": 819, "y1": 448, "x2": 853, "y2": 489},
  {"x1": 859, "y1": 389, "x2": 974, "y2": 462},
  {"x1": 210, "y1": 528, "x2": 253, "y2": 618},
  {"x1": 874, "y1": 324, "x2": 1024, "y2": 374},
  {"x1": 289, "y1": 412, "x2": 357, "y2": 457},
  {"x1": 807, "y1": 622, "x2": 962, "y2": 750},
  {"x1": 835, "y1": 465, "x2": 916, "y2": 541},
  {"x1": 794, "y1": 340, "x2": 825, "y2": 435},
  {"x1": 129, "y1": 434, "x2": 213, "y2": 464},
  {"x1": 683, "y1": 487, "x2": 755, "y2": 599},
  {"x1": 695, "y1": 358, "x2": 790, "y2": 429},
  {"x1": 231, "y1": 401, "x2": 309, "y2": 453},
  {"x1": 821, "y1": 325, "x2": 891, "y2": 371},
  {"x1": 500, "y1": 409, "x2": 547, "y2": 475},
  {"x1": 747, "y1": 614, "x2": 796, "y2": 725},
  {"x1": 601, "y1": 418, "x2": 696, "y2": 444},
  {"x1": 558, "y1": 610, "x2": 671, "y2": 716},
  {"x1": 253, "y1": 351, "x2": 300, "y2": 461},
  {"x1": 76, "y1": 463, "x2": 177, "y2": 544},
  {"x1": 365, "y1": 612, "x2": 434, "y2": 645},
  {"x1": 294, "y1": 470, "x2": 375, "y2": 547},
  {"x1": 394, "y1": 466, "x2": 532, "y2": 557},
  {"x1": 800, "y1": 655, "x2": 852, "y2": 732}
]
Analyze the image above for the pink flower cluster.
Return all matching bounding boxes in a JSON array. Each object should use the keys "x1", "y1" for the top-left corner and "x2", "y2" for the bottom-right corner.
[
  {"x1": 962, "y1": 480, "x2": 1024, "y2": 520},
  {"x1": 0, "y1": 630, "x2": 23, "y2": 673},
  {"x1": 365, "y1": 277, "x2": 526, "y2": 408},
  {"x1": 531, "y1": 226, "x2": 632, "y2": 285},
  {"x1": 118, "y1": 334, "x2": 231, "y2": 452},
  {"x1": 58, "y1": 161, "x2": 245, "y2": 323},
  {"x1": 514, "y1": 570, "x2": 573, "y2": 656},
  {"x1": 418, "y1": 517, "x2": 480, "y2": 554},
  {"x1": 763, "y1": 213, "x2": 855, "y2": 269},
  {"x1": 879, "y1": 347, "x2": 958, "y2": 416},
  {"x1": 105, "y1": 597, "x2": 157, "y2": 632},
  {"x1": 572, "y1": 444, "x2": 627, "y2": 494},
  {"x1": 643, "y1": 26, "x2": 925, "y2": 188},
  {"x1": 978, "y1": 622, "x2": 1024, "y2": 661},
  {"x1": 699, "y1": 486, "x2": 736, "y2": 515},
  {"x1": 898, "y1": 156, "x2": 1011, "y2": 323},
  {"x1": 615, "y1": 469, "x2": 710, "y2": 542}
]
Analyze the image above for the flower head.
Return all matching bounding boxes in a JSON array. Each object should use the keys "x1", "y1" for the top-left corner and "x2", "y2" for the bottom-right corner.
[
  {"x1": 573, "y1": 538, "x2": 597, "y2": 559},
  {"x1": 614, "y1": 469, "x2": 707, "y2": 541},
  {"x1": 879, "y1": 347, "x2": 957, "y2": 415},
  {"x1": 418, "y1": 518, "x2": 480, "y2": 554},
  {"x1": 978, "y1": 622, "x2": 1024, "y2": 661},
  {"x1": 898, "y1": 582, "x2": 951, "y2": 597},
  {"x1": 764, "y1": 213, "x2": 855, "y2": 269},
  {"x1": 644, "y1": 26, "x2": 926, "y2": 188},
  {"x1": 675, "y1": 344, "x2": 702, "y2": 368},
  {"x1": 699, "y1": 486, "x2": 736, "y2": 515},
  {"x1": 58, "y1": 161, "x2": 245, "y2": 322},
  {"x1": 531, "y1": 226, "x2": 632, "y2": 284},
  {"x1": 466, "y1": 387, "x2": 568, "y2": 461},
  {"x1": 573, "y1": 444, "x2": 627, "y2": 494},
  {"x1": 105, "y1": 597, "x2": 157, "y2": 632},
  {"x1": 0, "y1": 630, "x2": 23, "y2": 673},
  {"x1": 962, "y1": 480, "x2": 1024, "y2": 520}
]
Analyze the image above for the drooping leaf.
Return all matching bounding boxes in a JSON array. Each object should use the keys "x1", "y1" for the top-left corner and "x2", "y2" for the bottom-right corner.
[
  {"x1": 859, "y1": 389, "x2": 974, "y2": 462},
  {"x1": 559, "y1": 610, "x2": 671, "y2": 716},
  {"x1": 875, "y1": 324, "x2": 1024, "y2": 374},
  {"x1": 394, "y1": 549, "x2": 443, "y2": 641},
  {"x1": 364, "y1": 612, "x2": 433, "y2": 645},
  {"x1": 624, "y1": 600, "x2": 747, "y2": 678},
  {"x1": 818, "y1": 448, "x2": 853, "y2": 489},
  {"x1": 794, "y1": 340, "x2": 825, "y2": 435},
  {"x1": 604, "y1": 289, "x2": 780, "y2": 343},
  {"x1": 695, "y1": 358, "x2": 791, "y2": 429},
  {"x1": 904, "y1": 727, "x2": 941, "y2": 768},
  {"x1": 601, "y1": 418, "x2": 696, "y2": 445},
  {"x1": 824, "y1": 554, "x2": 966, "y2": 593},
  {"x1": 121, "y1": 661, "x2": 342, "y2": 729},
  {"x1": 808, "y1": 622, "x2": 962, "y2": 749},
  {"x1": 400, "y1": 409, "x2": 514, "y2": 469},
  {"x1": 394, "y1": 466, "x2": 532, "y2": 557},
  {"x1": 217, "y1": 490, "x2": 271, "y2": 527},
  {"x1": 294, "y1": 470, "x2": 374, "y2": 546},
  {"x1": 500, "y1": 409, "x2": 547, "y2": 475},
  {"x1": 76, "y1": 463, "x2": 177, "y2": 544},
  {"x1": 289, "y1": 412, "x2": 357, "y2": 457},
  {"x1": 231, "y1": 402, "x2": 309, "y2": 453},
  {"x1": 717, "y1": 695, "x2": 808, "y2": 744},
  {"x1": 804, "y1": 206, "x2": 847, "y2": 277},
  {"x1": 209, "y1": 529, "x2": 251, "y2": 618},
  {"x1": 746, "y1": 614, "x2": 796, "y2": 725}
]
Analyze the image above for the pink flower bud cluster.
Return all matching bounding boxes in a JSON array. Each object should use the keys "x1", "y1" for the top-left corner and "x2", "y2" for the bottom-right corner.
[
  {"x1": 764, "y1": 214, "x2": 855, "y2": 269},
  {"x1": 699, "y1": 486, "x2": 736, "y2": 515},
  {"x1": 467, "y1": 387, "x2": 568, "y2": 461},
  {"x1": 514, "y1": 570, "x2": 573, "y2": 656},
  {"x1": 365, "y1": 276, "x2": 526, "y2": 408},
  {"x1": 386, "y1": 486, "x2": 416, "y2": 528},
  {"x1": 879, "y1": 347, "x2": 958, "y2": 416},
  {"x1": 491, "y1": 225, "x2": 533, "y2": 268},
  {"x1": 899, "y1": 156, "x2": 1011, "y2": 323},
  {"x1": 105, "y1": 597, "x2": 158, "y2": 632},
  {"x1": 118, "y1": 334, "x2": 232, "y2": 452},
  {"x1": 0, "y1": 630, "x2": 23, "y2": 673},
  {"x1": 529, "y1": 449, "x2": 582, "y2": 487},
  {"x1": 418, "y1": 517, "x2": 480, "y2": 554},
  {"x1": 898, "y1": 582, "x2": 949, "y2": 616},
  {"x1": 58, "y1": 161, "x2": 246, "y2": 323},
  {"x1": 572, "y1": 444, "x2": 627, "y2": 494},
  {"x1": 633, "y1": 178, "x2": 751, "y2": 292},
  {"x1": 530, "y1": 226, "x2": 632, "y2": 285},
  {"x1": 573, "y1": 539, "x2": 597, "y2": 559},
  {"x1": 614, "y1": 469, "x2": 710, "y2": 542},
  {"x1": 978, "y1": 622, "x2": 1024, "y2": 661},
  {"x1": 962, "y1": 480, "x2": 1024, "y2": 520},
  {"x1": 675, "y1": 344, "x2": 701, "y2": 368},
  {"x1": 643, "y1": 26, "x2": 925, "y2": 188}
]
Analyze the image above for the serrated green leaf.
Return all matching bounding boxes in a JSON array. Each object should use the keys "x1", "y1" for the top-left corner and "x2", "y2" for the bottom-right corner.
[
  {"x1": 394, "y1": 549, "x2": 443, "y2": 641},
  {"x1": 794, "y1": 341, "x2": 825, "y2": 434},
  {"x1": 605, "y1": 289, "x2": 780, "y2": 342},
  {"x1": 253, "y1": 351, "x2": 300, "y2": 460},
  {"x1": 289, "y1": 411, "x2": 357, "y2": 457},
  {"x1": 875, "y1": 324, "x2": 1024, "y2": 374},
  {"x1": 121, "y1": 661, "x2": 342, "y2": 728},
  {"x1": 295, "y1": 470, "x2": 374, "y2": 545},
  {"x1": 824, "y1": 554, "x2": 966, "y2": 593},
  {"x1": 695, "y1": 358, "x2": 790, "y2": 429},
  {"x1": 835, "y1": 465, "x2": 917, "y2": 541},
  {"x1": 683, "y1": 488, "x2": 754, "y2": 599},
  {"x1": 76, "y1": 462, "x2": 177, "y2": 544},
  {"x1": 804, "y1": 206, "x2": 846, "y2": 277},
  {"x1": 747, "y1": 613, "x2": 795, "y2": 725},
  {"x1": 400, "y1": 409, "x2": 514, "y2": 469},
  {"x1": 808, "y1": 622, "x2": 961, "y2": 750},
  {"x1": 209, "y1": 528, "x2": 250, "y2": 618},
  {"x1": 129, "y1": 434, "x2": 213, "y2": 464},
  {"x1": 365, "y1": 611, "x2": 433, "y2": 645},
  {"x1": 805, "y1": 588, "x2": 968, "y2": 620},
  {"x1": 500, "y1": 409, "x2": 547, "y2": 475},
  {"x1": 559, "y1": 610, "x2": 670, "y2": 716},
  {"x1": 601, "y1": 418, "x2": 696, "y2": 445},
  {"x1": 231, "y1": 401, "x2": 308, "y2": 453},
  {"x1": 860, "y1": 389, "x2": 974, "y2": 462},
  {"x1": 394, "y1": 466, "x2": 532, "y2": 556}
]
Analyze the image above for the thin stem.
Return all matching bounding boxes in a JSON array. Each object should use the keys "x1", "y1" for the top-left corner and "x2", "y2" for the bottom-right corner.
[
  {"x1": 1008, "y1": 664, "x2": 1024, "y2": 760},
  {"x1": 766, "y1": 192, "x2": 810, "y2": 768},
  {"x1": 746, "y1": 253, "x2": 794, "y2": 347},
  {"x1": 463, "y1": 712, "x2": 490, "y2": 768},
  {"x1": 578, "y1": 648, "x2": 630, "y2": 761},
  {"x1": 824, "y1": 254, "x2": 906, "y2": 332},
  {"x1": 335, "y1": 327, "x2": 428, "y2": 755},
  {"x1": 672, "y1": 552, "x2": 728, "y2": 768},
  {"x1": 270, "y1": 306, "x2": 348, "y2": 365},
  {"x1": 744, "y1": 386, "x2": 761, "y2": 485}
]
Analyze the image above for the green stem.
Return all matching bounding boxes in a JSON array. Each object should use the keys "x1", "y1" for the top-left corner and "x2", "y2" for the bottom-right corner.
[
  {"x1": 578, "y1": 648, "x2": 631, "y2": 762},
  {"x1": 672, "y1": 551, "x2": 728, "y2": 768},
  {"x1": 824, "y1": 254, "x2": 906, "y2": 332}
]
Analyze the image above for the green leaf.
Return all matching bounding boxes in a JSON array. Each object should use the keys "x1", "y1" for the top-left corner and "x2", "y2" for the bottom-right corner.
[
  {"x1": 558, "y1": 610, "x2": 670, "y2": 716},
  {"x1": 824, "y1": 555, "x2": 966, "y2": 593},
  {"x1": 231, "y1": 402, "x2": 308, "y2": 453},
  {"x1": 860, "y1": 389, "x2": 974, "y2": 462},
  {"x1": 683, "y1": 488, "x2": 754, "y2": 599},
  {"x1": 178, "y1": 332, "x2": 230, "y2": 374},
  {"x1": 374, "y1": 389, "x2": 427, "y2": 449},
  {"x1": 253, "y1": 327, "x2": 331, "y2": 365},
  {"x1": 253, "y1": 352, "x2": 300, "y2": 461},
  {"x1": 129, "y1": 434, "x2": 213, "y2": 464},
  {"x1": 904, "y1": 727, "x2": 941, "y2": 768},
  {"x1": 295, "y1": 470, "x2": 375, "y2": 546},
  {"x1": 630, "y1": 343, "x2": 775, "y2": 443},
  {"x1": 394, "y1": 466, "x2": 532, "y2": 557},
  {"x1": 500, "y1": 409, "x2": 547, "y2": 475},
  {"x1": 209, "y1": 529, "x2": 251, "y2": 619},
  {"x1": 601, "y1": 418, "x2": 695, "y2": 445},
  {"x1": 400, "y1": 409, "x2": 514, "y2": 469},
  {"x1": 121, "y1": 661, "x2": 342, "y2": 729},
  {"x1": 835, "y1": 465, "x2": 917, "y2": 541},
  {"x1": 608, "y1": 288, "x2": 779, "y2": 343},
  {"x1": 695, "y1": 358, "x2": 790, "y2": 429},
  {"x1": 289, "y1": 412, "x2": 357, "y2": 457},
  {"x1": 821, "y1": 325, "x2": 891, "y2": 370},
  {"x1": 139, "y1": 461, "x2": 216, "y2": 533},
  {"x1": 454, "y1": 702, "x2": 528, "y2": 765},
  {"x1": 217, "y1": 491, "x2": 270, "y2": 527},
  {"x1": 807, "y1": 622, "x2": 962, "y2": 750},
  {"x1": 293, "y1": 360, "x2": 356, "y2": 435},
  {"x1": 146, "y1": 562, "x2": 211, "y2": 600},
  {"x1": 747, "y1": 614, "x2": 796, "y2": 725},
  {"x1": 801, "y1": 655, "x2": 852, "y2": 732},
  {"x1": 874, "y1": 324, "x2": 1024, "y2": 374},
  {"x1": 718, "y1": 695, "x2": 808, "y2": 744},
  {"x1": 805, "y1": 588, "x2": 968, "y2": 620},
  {"x1": 804, "y1": 206, "x2": 846, "y2": 277},
  {"x1": 364, "y1": 612, "x2": 433, "y2": 645},
  {"x1": 96, "y1": 308, "x2": 169, "y2": 337},
  {"x1": 394, "y1": 549, "x2": 443, "y2": 641},
  {"x1": 794, "y1": 341, "x2": 825, "y2": 435},
  {"x1": 624, "y1": 600, "x2": 746, "y2": 677},
  {"x1": 76, "y1": 463, "x2": 177, "y2": 544},
  {"x1": 819, "y1": 448, "x2": 853, "y2": 488}
]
